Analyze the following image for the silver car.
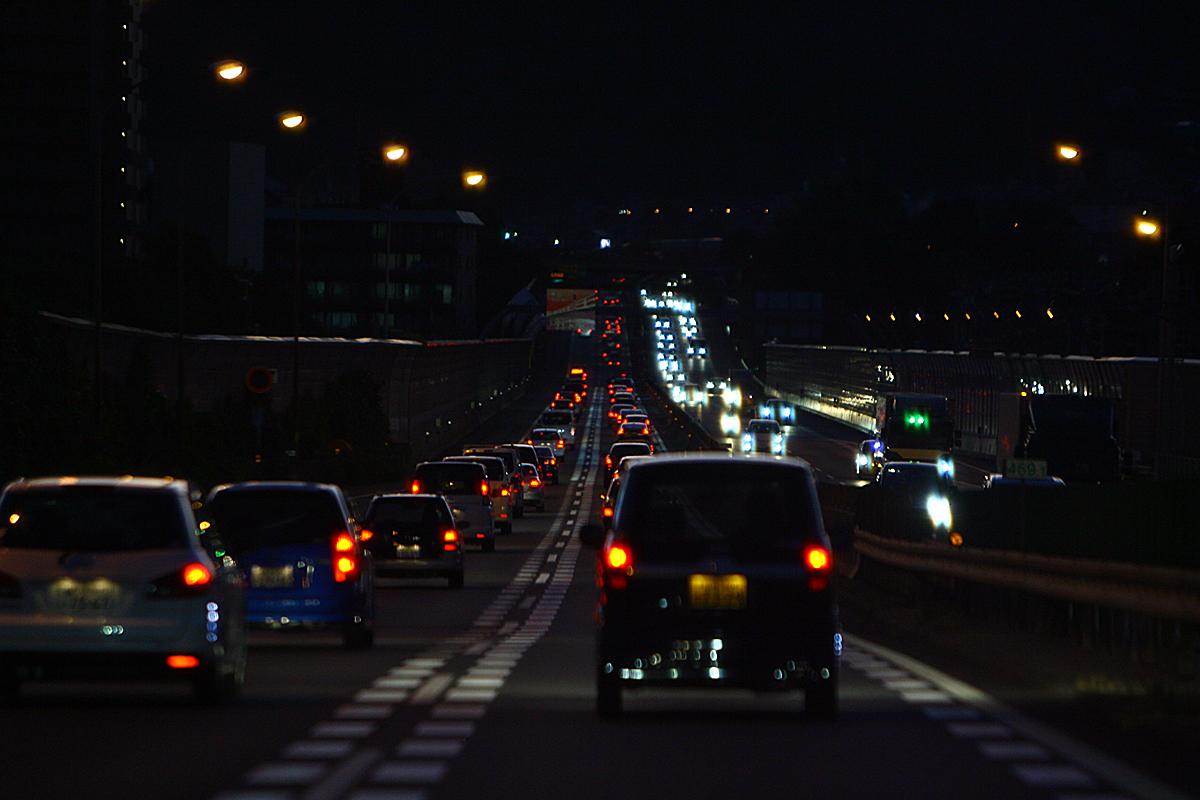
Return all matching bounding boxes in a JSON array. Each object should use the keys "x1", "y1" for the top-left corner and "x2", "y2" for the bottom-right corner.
[
  {"x1": 412, "y1": 461, "x2": 495, "y2": 552},
  {"x1": 0, "y1": 476, "x2": 247, "y2": 702}
]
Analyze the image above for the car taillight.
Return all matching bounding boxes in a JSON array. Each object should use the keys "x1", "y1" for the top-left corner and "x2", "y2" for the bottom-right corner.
[
  {"x1": 410, "y1": 480, "x2": 422, "y2": 494},
  {"x1": 604, "y1": 542, "x2": 634, "y2": 589},
  {"x1": 182, "y1": 562, "x2": 213, "y2": 587},
  {"x1": 605, "y1": 455, "x2": 613, "y2": 468},
  {"x1": 500, "y1": 488, "x2": 509, "y2": 497},
  {"x1": 557, "y1": 439, "x2": 565, "y2": 449},
  {"x1": 480, "y1": 481, "x2": 489, "y2": 496},
  {"x1": 530, "y1": 479, "x2": 541, "y2": 488},
  {"x1": 332, "y1": 532, "x2": 359, "y2": 583},
  {"x1": 804, "y1": 545, "x2": 832, "y2": 591},
  {"x1": 527, "y1": 438, "x2": 533, "y2": 445},
  {"x1": 166, "y1": 654, "x2": 200, "y2": 669},
  {"x1": 550, "y1": 458, "x2": 557, "y2": 465},
  {"x1": 443, "y1": 529, "x2": 460, "y2": 552},
  {"x1": 360, "y1": 529, "x2": 375, "y2": 542},
  {"x1": 603, "y1": 506, "x2": 614, "y2": 518}
]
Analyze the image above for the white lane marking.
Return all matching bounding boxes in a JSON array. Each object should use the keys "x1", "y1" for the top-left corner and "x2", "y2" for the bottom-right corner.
[
  {"x1": 355, "y1": 689, "x2": 409, "y2": 703},
  {"x1": 409, "y1": 673, "x2": 455, "y2": 704},
  {"x1": 387, "y1": 667, "x2": 434, "y2": 678},
  {"x1": 457, "y1": 676, "x2": 504, "y2": 688},
  {"x1": 980, "y1": 742, "x2": 1051, "y2": 760},
  {"x1": 445, "y1": 688, "x2": 497, "y2": 702},
  {"x1": 497, "y1": 622, "x2": 518, "y2": 635},
  {"x1": 247, "y1": 763, "x2": 327, "y2": 786},
  {"x1": 948, "y1": 722, "x2": 1013, "y2": 738},
  {"x1": 467, "y1": 667, "x2": 511, "y2": 677},
  {"x1": 846, "y1": 633, "x2": 1192, "y2": 800},
  {"x1": 415, "y1": 721, "x2": 475, "y2": 737},
  {"x1": 372, "y1": 762, "x2": 448, "y2": 784},
  {"x1": 518, "y1": 596, "x2": 537, "y2": 609},
  {"x1": 398, "y1": 739, "x2": 465, "y2": 758},
  {"x1": 463, "y1": 641, "x2": 491, "y2": 655},
  {"x1": 311, "y1": 721, "x2": 376, "y2": 738},
  {"x1": 403, "y1": 659, "x2": 445, "y2": 669},
  {"x1": 865, "y1": 669, "x2": 910, "y2": 680},
  {"x1": 547, "y1": 553, "x2": 559, "y2": 562},
  {"x1": 884, "y1": 678, "x2": 933, "y2": 691},
  {"x1": 336, "y1": 705, "x2": 393, "y2": 720},
  {"x1": 535, "y1": 572, "x2": 550, "y2": 584},
  {"x1": 284, "y1": 740, "x2": 356, "y2": 759},
  {"x1": 899, "y1": 689, "x2": 952, "y2": 704},
  {"x1": 431, "y1": 704, "x2": 486, "y2": 719},
  {"x1": 306, "y1": 749, "x2": 383, "y2": 800},
  {"x1": 1011, "y1": 764, "x2": 1096, "y2": 788},
  {"x1": 374, "y1": 677, "x2": 423, "y2": 690}
]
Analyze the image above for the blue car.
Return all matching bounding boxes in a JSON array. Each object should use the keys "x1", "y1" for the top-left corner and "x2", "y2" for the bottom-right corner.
[{"x1": 204, "y1": 482, "x2": 375, "y2": 649}]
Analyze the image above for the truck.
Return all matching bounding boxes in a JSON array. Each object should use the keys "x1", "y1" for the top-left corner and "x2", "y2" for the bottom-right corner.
[
  {"x1": 874, "y1": 393, "x2": 955, "y2": 475},
  {"x1": 997, "y1": 393, "x2": 1119, "y2": 482}
]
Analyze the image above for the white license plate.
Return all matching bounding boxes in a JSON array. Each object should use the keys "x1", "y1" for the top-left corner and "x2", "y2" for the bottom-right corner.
[
  {"x1": 250, "y1": 565, "x2": 294, "y2": 588},
  {"x1": 44, "y1": 579, "x2": 120, "y2": 613}
]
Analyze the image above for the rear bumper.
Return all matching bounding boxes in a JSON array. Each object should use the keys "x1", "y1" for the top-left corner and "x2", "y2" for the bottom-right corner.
[
  {"x1": 245, "y1": 590, "x2": 362, "y2": 626},
  {"x1": 0, "y1": 609, "x2": 213, "y2": 654},
  {"x1": 375, "y1": 555, "x2": 462, "y2": 576},
  {"x1": 0, "y1": 650, "x2": 224, "y2": 680}
]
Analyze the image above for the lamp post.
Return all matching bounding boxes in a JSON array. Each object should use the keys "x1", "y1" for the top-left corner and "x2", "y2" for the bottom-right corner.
[
  {"x1": 381, "y1": 144, "x2": 409, "y2": 339},
  {"x1": 1134, "y1": 206, "x2": 1179, "y2": 478},
  {"x1": 278, "y1": 110, "x2": 308, "y2": 462}
]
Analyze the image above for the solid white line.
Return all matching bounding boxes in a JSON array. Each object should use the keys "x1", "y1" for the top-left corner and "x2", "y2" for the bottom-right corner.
[
  {"x1": 846, "y1": 633, "x2": 1191, "y2": 800},
  {"x1": 1011, "y1": 764, "x2": 1096, "y2": 788},
  {"x1": 355, "y1": 689, "x2": 409, "y2": 703}
]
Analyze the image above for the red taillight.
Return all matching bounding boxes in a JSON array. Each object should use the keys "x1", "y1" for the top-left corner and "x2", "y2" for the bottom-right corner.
[
  {"x1": 604, "y1": 542, "x2": 633, "y2": 589},
  {"x1": 527, "y1": 438, "x2": 533, "y2": 445},
  {"x1": 480, "y1": 481, "x2": 489, "y2": 496},
  {"x1": 605, "y1": 455, "x2": 613, "y2": 468},
  {"x1": 443, "y1": 529, "x2": 460, "y2": 551},
  {"x1": 500, "y1": 488, "x2": 509, "y2": 497},
  {"x1": 805, "y1": 545, "x2": 831, "y2": 572},
  {"x1": 530, "y1": 479, "x2": 541, "y2": 488},
  {"x1": 332, "y1": 532, "x2": 358, "y2": 582},
  {"x1": 166, "y1": 654, "x2": 200, "y2": 669},
  {"x1": 557, "y1": 440, "x2": 565, "y2": 449},
  {"x1": 182, "y1": 562, "x2": 213, "y2": 587},
  {"x1": 410, "y1": 480, "x2": 422, "y2": 494},
  {"x1": 360, "y1": 529, "x2": 375, "y2": 542},
  {"x1": 603, "y1": 506, "x2": 614, "y2": 518},
  {"x1": 550, "y1": 458, "x2": 557, "y2": 465}
]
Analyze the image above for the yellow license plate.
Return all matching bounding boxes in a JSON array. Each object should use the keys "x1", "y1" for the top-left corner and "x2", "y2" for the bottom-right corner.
[{"x1": 688, "y1": 574, "x2": 747, "y2": 610}]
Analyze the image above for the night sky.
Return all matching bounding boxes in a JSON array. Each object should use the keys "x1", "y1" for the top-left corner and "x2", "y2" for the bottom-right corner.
[{"x1": 144, "y1": 1, "x2": 1200, "y2": 220}]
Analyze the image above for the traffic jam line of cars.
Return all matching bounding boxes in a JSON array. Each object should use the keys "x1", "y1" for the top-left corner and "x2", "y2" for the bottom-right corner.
[
  {"x1": 214, "y1": 385, "x2": 605, "y2": 797},
  {"x1": 0, "y1": 369, "x2": 582, "y2": 704}
]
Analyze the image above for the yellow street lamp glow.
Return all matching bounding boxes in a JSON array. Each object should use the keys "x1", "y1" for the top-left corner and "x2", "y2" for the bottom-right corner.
[
  {"x1": 965, "y1": 312, "x2": 972, "y2": 321},
  {"x1": 915, "y1": 313, "x2": 922, "y2": 322},
  {"x1": 1015, "y1": 309, "x2": 1023, "y2": 319},
  {"x1": 383, "y1": 144, "x2": 408, "y2": 163},
  {"x1": 1134, "y1": 218, "x2": 1160, "y2": 237},
  {"x1": 687, "y1": 207, "x2": 694, "y2": 213},
  {"x1": 1046, "y1": 308, "x2": 1054, "y2": 319},
  {"x1": 993, "y1": 310, "x2": 1000, "y2": 319},
  {"x1": 889, "y1": 313, "x2": 896, "y2": 322},
  {"x1": 1056, "y1": 144, "x2": 1080, "y2": 161},
  {"x1": 278, "y1": 111, "x2": 306, "y2": 130},
  {"x1": 724, "y1": 207, "x2": 732, "y2": 214},
  {"x1": 943, "y1": 312, "x2": 950, "y2": 321},
  {"x1": 864, "y1": 314, "x2": 871, "y2": 322},
  {"x1": 214, "y1": 60, "x2": 246, "y2": 82},
  {"x1": 463, "y1": 170, "x2": 487, "y2": 188}
]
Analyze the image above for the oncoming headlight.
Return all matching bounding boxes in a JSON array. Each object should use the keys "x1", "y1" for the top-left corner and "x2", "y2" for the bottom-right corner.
[
  {"x1": 936, "y1": 456, "x2": 955, "y2": 479},
  {"x1": 926, "y1": 494, "x2": 952, "y2": 530},
  {"x1": 741, "y1": 433, "x2": 753, "y2": 452}
]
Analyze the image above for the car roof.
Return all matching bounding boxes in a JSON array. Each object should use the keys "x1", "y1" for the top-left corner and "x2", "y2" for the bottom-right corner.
[
  {"x1": 209, "y1": 480, "x2": 341, "y2": 494},
  {"x1": 623, "y1": 452, "x2": 813, "y2": 472},
  {"x1": 881, "y1": 461, "x2": 939, "y2": 473},
  {"x1": 5, "y1": 476, "x2": 187, "y2": 493},
  {"x1": 371, "y1": 493, "x2": 446, "y2": 502}
]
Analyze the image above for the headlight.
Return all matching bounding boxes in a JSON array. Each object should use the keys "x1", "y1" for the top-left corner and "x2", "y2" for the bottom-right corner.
[
  {"x1": 936, "y1": 456, "x2": 955, "y2": 479},
  {"x1": 926, "y1": 495, "x2": 952, "y2": 530},
  {"x1": 855, "y1": 454, "x2": 869, "y2": 468},
  {"x1": 771, "y1": 434, "x2": 784, "y2": 453},
  {"x1": 721, "y1": 414, "x2": 741, "y2": 435},
  {"x1": 741, "y1": 434, "x2": 753, "y2": 452},
  {"x1": 722, "y1": 386, "x2": 742, "y2": 407}
]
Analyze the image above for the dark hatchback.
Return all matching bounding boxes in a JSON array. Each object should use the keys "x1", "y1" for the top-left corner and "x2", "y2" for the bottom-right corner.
[
  {"x1": 582, "y1": 454, "x2": 838, "y2": 717},
  {"x1": 362, "y1": 494, "x2": 465, "y2": 588}
]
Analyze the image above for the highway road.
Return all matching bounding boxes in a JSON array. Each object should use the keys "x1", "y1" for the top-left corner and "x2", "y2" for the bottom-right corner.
[{"x1": 1, "y1": 329, "x2": 1194, "y2": 800}]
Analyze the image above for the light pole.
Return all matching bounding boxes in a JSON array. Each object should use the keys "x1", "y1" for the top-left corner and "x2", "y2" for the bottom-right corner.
[
  {"x1": 1134, "y1": 206, "x2": 1178, "y2": 479},
  {"x1": 277, "y1": 110, "x2": 308, "y2": 461},
  {"x1": 381, "y1": 144, "x2": 409, "y2": 339}
]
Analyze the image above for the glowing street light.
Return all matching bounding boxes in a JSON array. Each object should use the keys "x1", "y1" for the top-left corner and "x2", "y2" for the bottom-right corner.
[
  {"x1": 463, "y1": 170, "x2": 487, "y2": 189},
  {"x1": 382, "y1": 144, "x2": 408, "y2": 163},
  {"x1": 278, "y1": 110, "x2": 306, "y2": 131},
  {"x1": 1134, "y1": 215, "x2": 1161, "y2": 238},
  {"x1": 1056, "y1": 143, "x2": 1081, "y2": 161},
  {"x1": 213, "y1": 60, "x2": 247, "y2": 82}
]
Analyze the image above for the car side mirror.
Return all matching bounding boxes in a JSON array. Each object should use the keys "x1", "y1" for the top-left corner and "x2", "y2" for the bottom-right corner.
[
  {"x1": 579, "y1": 523, "x2": 604, "y2": 548},
  {"x1": 457, "y1": 520, "x2": 471, "y2": 530}
]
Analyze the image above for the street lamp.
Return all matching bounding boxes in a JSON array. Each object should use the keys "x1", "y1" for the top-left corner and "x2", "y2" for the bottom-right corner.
[
  {"x1": 382, "y1": 144, "x2": 410, "y2": 338},
  {"x1": 383, "y1": 144, "x2": 408, "y2": 163},
  {"x1": 1056, "y1": 143, "x2": 1081, "y2": 161},
  {"x1": 213, "y1": 60, "x2": 247, "y2": 83},
  {"x1": 1134, "y1": 214, "x2": 1161, "y2": 238},
  {"x1": 463, "y1": 169, "x2": 487, "y2": 189},
  {"x1": 278, "y1": 110, "x2": 307, "y2": 131}
]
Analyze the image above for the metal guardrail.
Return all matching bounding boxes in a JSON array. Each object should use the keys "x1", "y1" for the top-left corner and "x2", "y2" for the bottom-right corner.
[{"x1": 852, "y1": 529, "x2": 1200, "y2": 623}]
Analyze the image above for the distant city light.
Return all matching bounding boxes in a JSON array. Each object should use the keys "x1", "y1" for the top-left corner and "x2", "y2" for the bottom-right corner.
[
  {"x1": 599, "y1": 238, "x2": 612, "y2": 250},
  {"x1": 553, "y1": 238, "x2": 560, "y2": 246},
  {"x1": 865, "y1": 314, "x2": 871, "y2": 322},
  {"x1": 724, "y1": 207, "x2": 731, "y2": 214},
  {"x1": 965, "y1": 312, "x2": 972, "y2": 321},
  {"x1": 915, "y1": 313, "x2": 922, "y2": 322},
  {"x1": 889, "y1": 313, "x2": 896, "y2": 322},
  {"x1": 687, "y1": 207, "x2": 694, "y2": 213},
  {"x1": 1015, "y1": 309, "x2": 1022, "y2": 319},
  {"x1": 993, "y1": 310, "x2": 1000, "y2": 319},
  {"x1": 1046, "y1": 308, "x2": 1054, "y2": 319},
  {"x1": 654, "y1": 208, "x2": 660, "y2": 214},
  {"x1": 943, "y1": 313, "x2": 950, "y2": 321}
]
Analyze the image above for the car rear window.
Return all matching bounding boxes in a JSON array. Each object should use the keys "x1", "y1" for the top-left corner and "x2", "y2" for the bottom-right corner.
[
  {"x1": 541, "y1": 411, "x2": 572, "y2": 425},
  {"x1": 879, "y1": 466, "x2": 943, "y2": 494},
  {"x1": 531, "y1": 429, "x2": 558, "y2": 440},
  {"x1": 446, "y1": 457, "x2": 504, "y2": 480},
  {"x1": 206, "y1": 489, "x2": 345, "y2": 551},
  {"x1": 366, "y1": 498, "x2": 450, "y2": 532},
  {"x1": 0, "y1": 487, "x2": 189, "y2": 552},
  {"x1": 534, "y1": 446, "x2": 554, "y2": 460},
  {"x1": 617, "y1": 462, "x2": 818, "y2": 561},
  {"x1": 415, "y1": 462, "x2": 485, "y2": 493},
  {"x1": 610, "y1": 443, "x2": 652, "y2": 460}
]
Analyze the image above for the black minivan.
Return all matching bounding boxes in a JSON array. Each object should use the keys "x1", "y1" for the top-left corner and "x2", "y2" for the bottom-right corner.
[{"x1": 582, "y1": 454, "x2": 838, "y2": 717}]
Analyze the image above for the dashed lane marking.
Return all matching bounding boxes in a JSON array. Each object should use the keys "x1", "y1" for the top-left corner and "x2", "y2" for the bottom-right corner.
[{"x1": 409, "y1": 673, "x2": 455, "y2": 704}]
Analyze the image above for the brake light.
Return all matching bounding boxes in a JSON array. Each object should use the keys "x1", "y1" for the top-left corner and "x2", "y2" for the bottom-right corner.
[
  {"x1": 500, "y1": 488, "x2": 509, "y2": 497},
  {"x1": 360, "y1": 529, "x2": 375, "y2": 542},
  {"x1": 550, "y1": 458, "x2": 557, "y2": 465},
  {"x1": 605, "y1": 455, "x2": 613, "y2": 468},
  {"x1": 603, "y1": 506, "x2": 614, "y2": 518},
  {"x1": 606, "y1": 543, "x2": 630, "y2": 569},
  {"x1": 530, "y1": 479, "x2": 541, "y2": 488},
  {"x1": 443, "y1": 529, "x2": 460, "y2": 551},
  {"x1": 805, "y1": 545, "x2": 832, "y2": 572},
  {"x1": 480, "y1": 481, "x2": 489, "y2": 496},
  {"x1": 332, "y1": 532, "x2": 359, "y2": 582},
  {"x1": 557, "y1": 439, "x2": 565, "y2": 449},
  {"x1": 527, "y1": 438, "x2": 533, "y2": 445},
  {"x1": 410, "y1": 480, "x2": 422, "y2": 494},
  {"x1": 166, "y1": 655, "x2": 200, "y2": 669},
  {"x1": 182, "y1": 562, "x2": 213, "y2": 587}
]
